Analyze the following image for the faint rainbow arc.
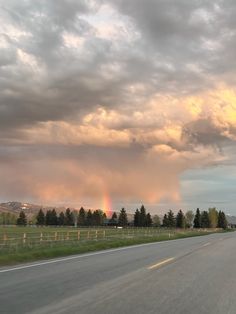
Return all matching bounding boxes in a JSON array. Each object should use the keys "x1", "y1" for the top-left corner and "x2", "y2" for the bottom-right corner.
[{"x1": 102, "y1": 193, "x2": 112, "y2": 217}]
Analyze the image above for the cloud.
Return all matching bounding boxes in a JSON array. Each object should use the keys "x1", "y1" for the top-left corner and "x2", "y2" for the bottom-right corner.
[{"x1": 1, "y1": 1, "x2": 236, "y2": 208}]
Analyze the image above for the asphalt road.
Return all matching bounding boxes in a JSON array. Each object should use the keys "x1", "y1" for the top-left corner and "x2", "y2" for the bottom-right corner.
[{"x1": 1, "y1": 232, "x2": 236, "y2": 314}]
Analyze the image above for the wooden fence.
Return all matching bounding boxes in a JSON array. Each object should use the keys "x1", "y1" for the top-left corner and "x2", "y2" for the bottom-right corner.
[{"x1": 0, "y1": 228, "x2": 217, "y2": 251}]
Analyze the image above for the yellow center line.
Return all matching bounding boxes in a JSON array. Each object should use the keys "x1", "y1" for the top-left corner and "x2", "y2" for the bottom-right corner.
[
  {"x1": 148, "y1": 257, "x2": 175, "y2": 270},
  {"x1": 202, "y1": 242, "x2": 211, "y2": 247}
]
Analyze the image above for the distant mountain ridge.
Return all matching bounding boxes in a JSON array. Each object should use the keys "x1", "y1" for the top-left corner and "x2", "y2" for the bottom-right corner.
[{"x1": 0, "y1": 201, "x2": 67, "y2": 215}]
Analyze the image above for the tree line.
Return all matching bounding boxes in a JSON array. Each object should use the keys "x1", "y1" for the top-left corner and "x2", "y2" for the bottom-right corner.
[
  {"x1": 35, "y1": 208, "x2": 107, "y2": 227},
  {"x1": 14, "y1": 205, "x2": 228, "y2": 229},
  {"x1": 162, "y1": 208, "x2": 227, "y2": 229}
]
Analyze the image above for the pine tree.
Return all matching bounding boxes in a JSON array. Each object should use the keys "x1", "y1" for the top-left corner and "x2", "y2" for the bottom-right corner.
[
  {"x1": 102, "y1": 212, "x2": 107, "y2": 225},
  {"x1": 167, "y1": 210, "x2": 175, "y2": 228},
  {"x1": 162, "y1": 214, "x2": 168, "y2": 227},
  {"x1": 45, "y1": 210, "x2": 52, "y2": 225},
  {"x1": 218, "y1": 211, "x2": 228, "y2": 229},
  {"x1": 17, "y1": 211, "x2": 27, "y2": 226},
  {"x1": 146, "y1": 213, "x2": 152, "y2": 227},
  {"x1": 193, "y1": 208, "x2": 201, "y2": 228},
  {"x1": 140, "y1": 205, "x2": 147, "y2": 227},
  {"x1": 92, "y1": 210, "x2": 103, "y2": 226},
  {"x1": 134, "y1": 209, "x2": 140, "y2": 227},
  {"x1": 78, "y1": 207, "x2": 86, "y2": 226},
  {"x1": 51, "y1": 209, "x2": 58, "y2": 226},
  {"x1": 201, "y1": 211, "x2": 210, "y2": 228},
  {"x1": 118, "y1": 208, "x2": 128, "y2": 226},
  {"x1": 109, "y1": 212, "x2": 117, "y2": 225},
  {"x1": 65, "y1": 208, "x2": 73, "y2": 226},
  {"x1": 221, "y1": 211, "x2": 228, "y2": 229},
  {"x1": 86, "y1": 210, "x2": 93, "y2": 226},
  {"x1": 58, "y1": 212, "x2": 65, "y2": 226},
  {"x1": 176, "y1": 210, "x2": 185, "y2": 228},
  {"x1": 36, "y1": 209, "x2": 45, "y2": 226},
  {"x1": 110, "y1": 212, "x2": 117, "y2": 221}
]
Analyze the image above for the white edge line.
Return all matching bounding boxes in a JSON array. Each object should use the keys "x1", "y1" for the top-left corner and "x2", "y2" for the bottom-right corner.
[{"x1": 0, "y1": 234, "x2": 217, "y2": 273}]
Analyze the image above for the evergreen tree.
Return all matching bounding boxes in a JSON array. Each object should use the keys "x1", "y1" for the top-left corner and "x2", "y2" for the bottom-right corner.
[
  {"x1": 162, "y1": 214, "x2": 168, "y2": 227},
  {"x1": 65, "y1": 208, "x2": 73, "y2": 226},
  {"x1": 78, "y1": 207, "x2": 86, "y2": 226},
  {"x1": 51, "y1": 209, "x2": 58, "y2": 226},
  {"x1": 17, "y1": 211, "x2": 27, "y2": 226},
  {"x1": 221, "y1": 211, "x2": 228, "y2": 229},
  {"x1": 102, "y1": 212, "x2": 107, "y2": 224},
  {"x1": 86, "y1": 210, "x2": 93, "y2": 226},
  {"x1": 201, "y1": 211, "x2": 210, "y2": 228},
  {"x1": 92, "y1": 210, "x2": 103, "y2": 226},
  {"x1": 134, "y1": 209, "x2": 140, "y2": 227},
  {"x1": 45, "y1": 210, "x2": 52, "y2": 225},
  {"x1": 193, "y1": 208, "x2": 201, "y2": 228},
  {"x1": 176, "y1": 210, "x2": 185, "y2": 228},
  {"x1": 109, "y1": 212, "x2": 118, "y2": 225},
  {"x1": 146, "y1": 213, "x2": 152, "y2": 227},
  {"x1": 167, "y1": 210, "x2": 175, "y2": 228},
  {"x1": 218, "y1": 211, "x2": 228, "y2": 229},
  {"x1": 118, "y1": 208, "x2": 128, "y2": 226},
  {"x1": 36, "y1": 209, "x2": 45, "y2": 226},
  {"x1": 58, "y1": 212, "x2": 65, "y2": 226},
  {"x1": 140, "y1": 205, "x2": 147, "y2": 227}
]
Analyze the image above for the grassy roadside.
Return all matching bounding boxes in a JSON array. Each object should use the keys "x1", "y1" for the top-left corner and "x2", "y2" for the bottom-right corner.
[{"x1": 0, "y1": 230, "x2": 229, "y2": 266}]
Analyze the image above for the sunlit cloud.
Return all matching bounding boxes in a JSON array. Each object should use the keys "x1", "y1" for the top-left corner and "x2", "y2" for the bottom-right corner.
[{"x1": 1, "y1": 0, "x2": 236, "y2": 212}]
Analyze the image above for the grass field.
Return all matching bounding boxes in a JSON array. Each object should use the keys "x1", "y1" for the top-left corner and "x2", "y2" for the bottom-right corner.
[{"x1": 0, "y1": 226, "x2": 226, "y2": 266}]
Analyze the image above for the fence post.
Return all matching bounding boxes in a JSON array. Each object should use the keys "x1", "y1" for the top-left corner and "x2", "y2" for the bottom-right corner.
[
  {"x1": 3, "y1": 233, "x2": 7, "y2": 245},
  {"x1": 40, "y1": 232, "x2": 43, "y2": 243},
  {"x1": 87, "y1": 231, "x2": 90, "y2": 239},
  {"x1": 23, "y1": 233, "x2": 26, "y2": 244},
  {"x1": 55, "y1": 232, "x2": 57, "y2": 241},
  {"x1": 77, "y1": 230, "x2": 80, "y2": 241},
  {"x1": 103, "y1": 230, "x2": 106, "y2": 239},
  {"x1": 95, "y1": 230, "x2": 98, "y2": 240}
]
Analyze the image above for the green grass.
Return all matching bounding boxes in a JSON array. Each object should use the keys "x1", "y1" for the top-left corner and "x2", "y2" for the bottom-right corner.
[{"x1": 0, "y1": 228, "x2": 226, "y2": 266}]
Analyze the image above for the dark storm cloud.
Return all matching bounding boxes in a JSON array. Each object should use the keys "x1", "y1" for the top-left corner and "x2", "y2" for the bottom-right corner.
[
  {"x1": 1, "y1": 0, "x2": 235, "y2": 132},
  {"x1": 182, "y1": 118, "x2": 230, "y2": 148},
  {"x1": 1, "y1": 0, "x2": 234, "y2": 136},
  {"x1": 111, "y1": 0, "x2": 236, "y2": 86},
  {"x1": 1, "y1": 0, "x2": 235, "y2": 140}
]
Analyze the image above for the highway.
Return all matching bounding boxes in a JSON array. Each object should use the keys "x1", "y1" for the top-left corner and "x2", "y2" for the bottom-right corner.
[{"x1": 1, "y1": 231, "x2": 236, "y2": 314}]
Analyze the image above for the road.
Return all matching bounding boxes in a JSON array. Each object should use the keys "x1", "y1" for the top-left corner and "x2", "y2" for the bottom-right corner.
[{"x1": 1, "y1": 231, "x2": 236, "y2": 314}]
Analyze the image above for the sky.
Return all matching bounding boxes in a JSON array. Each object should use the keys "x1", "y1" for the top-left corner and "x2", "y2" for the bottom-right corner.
[{"x1": 1, "y1": 0, "x2": 236, "y2": 214}]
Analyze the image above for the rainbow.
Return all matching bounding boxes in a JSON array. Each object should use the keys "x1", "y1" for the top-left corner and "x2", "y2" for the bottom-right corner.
[{"x1": 102, "y1": 193, "x2": 112, "y2": 217}]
